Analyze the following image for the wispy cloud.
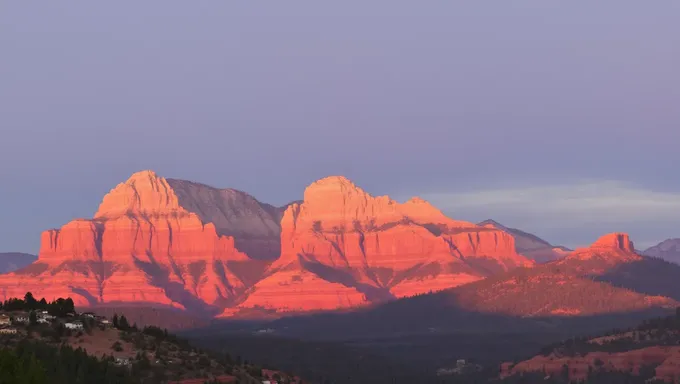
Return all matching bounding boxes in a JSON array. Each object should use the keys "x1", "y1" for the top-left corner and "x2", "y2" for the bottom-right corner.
[{"x1": 420, "y1": 181, "x2": 680, "y2": 249}]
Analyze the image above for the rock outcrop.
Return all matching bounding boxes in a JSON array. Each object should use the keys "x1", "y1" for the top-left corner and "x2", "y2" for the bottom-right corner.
[
  {"x1": 555, "y1": 233, "x2": 642, "y2": 274},
  {"x1": 501, "y1": 346, "x2": 680, "y2": 382},
  {"x1": 0, "y1": 171, "x2": 279, "y2": 313},
  {"x1": 232, "y1": 176, "x2": 532, "y2": 314},
  {"x1": 478, "y1": 219, "x2": 570, "y2": 263},
  {"x1": 441, "y1": 233, "x2": 677, "y2": 317},
  {"x1": 501, "y1": 321, "x2": 680, "y2": 383}
]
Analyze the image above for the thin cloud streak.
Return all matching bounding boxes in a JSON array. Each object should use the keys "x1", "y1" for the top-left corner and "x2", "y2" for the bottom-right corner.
[{"x1": 421, "y1": 181, "x2": 680, "y2": 249}]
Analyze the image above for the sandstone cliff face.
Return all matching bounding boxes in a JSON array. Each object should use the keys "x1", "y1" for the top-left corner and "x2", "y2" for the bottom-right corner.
[
  {"x1": 501, "y1": 346, "x2": 680, "y2": 382},
  {"x1": 95, "y1": 172, "x2": 283, "y2": 261},
  {"x1": 0, "y1": 171, "x2": 278, "y2": 313},
  {"x1": 554, "y1": 233, "x2": 642, "y2": 275},
  {"x1": 233, "y1": 176, "x2": 532, "y2": 314}
]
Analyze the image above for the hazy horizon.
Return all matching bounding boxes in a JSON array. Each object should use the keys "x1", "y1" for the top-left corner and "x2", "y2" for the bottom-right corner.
[{"x1": 2, "y1": 2, "x2": 680, "y2": 253}]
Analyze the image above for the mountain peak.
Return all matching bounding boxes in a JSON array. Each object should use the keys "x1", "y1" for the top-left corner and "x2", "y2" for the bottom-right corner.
[
  {"x1": 642, "y1": 238, "x2": 680, "y2": 263},
  {"x1": 94, "y1": 170, "x2": 181, "y2": 218},
  {"x1": 478, "y1": 219, "x2": 507, "y2": 230},
  {"x1": 302, "y1": 175, "x2": 383, "y2": 208},
  {"x1": 591, "y1": 233, "x2": 635, "y2": 253},
  {"x1": 126, "y1": 169, "x2": 161, "y2": 182},
  {"x1": 563, "y1": 233, "x2": 639, "y2": 264},
  {"x1": 304, "y1": 175, "x2": 363, "y2": 195}
]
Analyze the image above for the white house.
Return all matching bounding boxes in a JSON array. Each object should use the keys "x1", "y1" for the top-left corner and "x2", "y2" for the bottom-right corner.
[
  {"x1": 13, "y1": 316, "x2": 29, "y2": 324},
  {"x1": 114, "y1": 358, "x2": 130, "y2": 366},
  {"x1": 0, "y1": 315, "x2": 10, "y2": 326},
  {"x1": 65, "y1": 321, "x2": 84, "y2": 330}
]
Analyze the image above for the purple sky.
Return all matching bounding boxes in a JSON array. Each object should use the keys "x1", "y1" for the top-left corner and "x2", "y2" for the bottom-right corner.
[{"x1": 2, "y1": 2, "x2": 680, "y2": 254}]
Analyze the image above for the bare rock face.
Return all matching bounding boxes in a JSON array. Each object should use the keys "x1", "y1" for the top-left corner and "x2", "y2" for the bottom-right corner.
[
  {"x1": 591, "y1": 233, "x2": 635, "y2": 252},
  {"x1": 501, "y1": 346, "x2": 680, "y2": 382},
  {"x1": 0, "y1": 172, "x2": 533, "y2": 317},
  {"x1": 0, "y1": 171, "x2": 279, "y2": 313},
  {"x1": 232, "y1": 176, "x2": 532, "y2": 314},
  {"x1": 439, "y1": 232, "x2": 677, "y2": 318},
  {"x1": 559, "y1": 233, "x2": 641, "y2": 273},
  {"x1": 95, "y1": 171, "x2": 282, "y2": 261}
]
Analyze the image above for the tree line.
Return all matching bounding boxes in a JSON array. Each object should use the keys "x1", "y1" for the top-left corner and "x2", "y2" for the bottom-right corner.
[
  {"x1": 0, "y1": 339, "x2": 136, "y2": 384},
  {"x1": 0, "y1": 292, "x2": 75, "y2": 317}
]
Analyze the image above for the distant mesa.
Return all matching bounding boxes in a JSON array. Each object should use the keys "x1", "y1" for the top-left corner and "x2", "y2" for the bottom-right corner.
[
  {"x1": 562, "y1": 232, "x2": 641, "y2": 267},
  {"x1": 590, "y1": 232, "x2": 635, "y2": 252},
  {"x1": 409, "y1": 232, "x2": 674, "y2": 319},
  {"x1": 454, "y1": 232, "x2": 671, "y2": 317}
]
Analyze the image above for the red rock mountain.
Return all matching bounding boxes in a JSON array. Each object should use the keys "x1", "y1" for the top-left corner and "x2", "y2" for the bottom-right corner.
[
  {"x1": 502, "y1": 346, "x2": 680, "y2": 382},
  {"x1": 501, "y1": 313, "x2": 680, "y2": 382},
  {"x1": 0, "y1": 172, "x2": 531, "y2": 316},
  {"x1": 230, "y1": 176, "x2": 532, "y2": 314},
  {"x1": 260, "y1": 233, "x2": 680, "y2": 340},
  {"x1": 447, "y1": 233, "x2": 676, "y2": 317},
  {"x1": 0, "y1": 171, "x2": 280, "y2": 313}
]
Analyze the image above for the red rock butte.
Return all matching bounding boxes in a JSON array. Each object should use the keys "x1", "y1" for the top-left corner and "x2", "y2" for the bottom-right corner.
[
  {"x1": 445, "y1": 231, "x2": 675, "y2": 318},
  {"x1": 560, "y1": 232, "x2": 641, "y2": 266},
  {"x1": 0, "y1": 171, "x2": 536, "y2": 317}
]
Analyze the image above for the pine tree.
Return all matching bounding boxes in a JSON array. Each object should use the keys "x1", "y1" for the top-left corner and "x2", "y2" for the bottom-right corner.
[
  {"x1": 64, "y1": 298, "x2": 75, "y2": 314},
  {"x1": 24, "y1": 292, "x2": 37, "y2": 309},
  {"x1": 119, "y1": 315, "x2": 130, "y2": 330},
  {"x1": 29, "y1": 310, "x2": 38, "y2": 326}
]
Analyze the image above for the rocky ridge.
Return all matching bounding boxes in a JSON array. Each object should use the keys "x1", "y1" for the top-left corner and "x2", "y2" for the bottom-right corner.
[
  {"x1": 0, "y1": 171, "x2": 533, "y2": 317},
  {"x1": 478, "y1": 219, "x2": 570, "y2": 263},
  {"x1": 644, "y1": 238, "x2": 680, "y2": 264}
]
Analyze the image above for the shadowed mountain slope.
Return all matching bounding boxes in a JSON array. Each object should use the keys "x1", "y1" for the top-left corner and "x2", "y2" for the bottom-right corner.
[
  {"x1": 478, "y1": 219, "x2": 570, "y2": 263},
  {"x1": 0, "y1": 252, "x2": 37, "y2": 274},
  {"x1": 644, "y1": 238, "x2": 680, "y2": 264}
]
